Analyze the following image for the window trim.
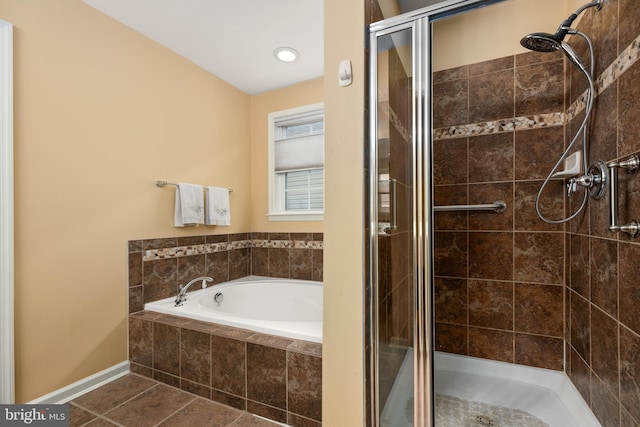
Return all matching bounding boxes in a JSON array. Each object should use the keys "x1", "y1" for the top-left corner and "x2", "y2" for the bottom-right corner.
[{"x1": 267, "y1": 102, "x2": 324, "y2": 222}]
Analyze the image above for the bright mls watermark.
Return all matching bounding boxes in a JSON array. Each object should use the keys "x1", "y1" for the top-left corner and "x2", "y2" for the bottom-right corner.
[{"x1": 0, "y1": 405, "x2": 69, "y2": 426}]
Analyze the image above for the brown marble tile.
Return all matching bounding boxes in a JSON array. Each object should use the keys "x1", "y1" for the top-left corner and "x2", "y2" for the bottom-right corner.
[
  {"x1": 468, "y1": 132, "x2": 514, "y2": 183},
  {"x1": 234, "y1": 412, "x2": 284, "y2": 426},
  {"x1": 590, "y1": 0, "x2": 619, "y2": 75},
  {"x1": 433, "y1": 79, "x2": 469, "y2": 128},
  {"x1": 590, "y1": 83, "x2": 618, "y2": 164},
  {"x1": 514, "y1": 127, "x2": 565, "y2": 181},
  {"x1": 103, "y1": 384, "x2": 195, "y2": 427},
  {"x1": 269, "y1": 248, "x2": 290, "y2": 278},
  {"x1": 287, "y1": 352, "x2": 322, "y2": 421},
  {"x1": 515, "y1": 50, "x2": 563, "y2": 67},
  {"x1": 433, "y1": 65, "x2": 468, "y2": 84},
  {"x1": 515, "y1": 59, "x2": 564, "y2": 116},
  {"x1": 468, "y1": 232, "x2": 513, "y2": 281},
  {"x1": 129, "y1": 286, "x2": 144, "y2": 314},
  {"x1": 246, "y1": 401, "x2": 288, "y2": 424},
  {"x1": 287, "y1": 341, "x2": 322, "y2": 357},
  {"x1": 514, "y1": 232, "x2": 564, "y2": 284},
  {"x1": 211, "y1": 335, "x2": 246, "y2": 396},
  {"x1": 69, "y1": 403, "x2": 96, "y2": 426},
  {"x1": 153, "y1": 323, "x2": 180, "y2": 376},
  {"x1": 590, "y1": 237, "x2": 618, "y2": 318},
  {"x1": 591, "y1": 306, "x2": 620, "y2": 398},
  {"x1": 570, "y1": 290, "x2": 591, "y2": 363},
  {"x1": 288, "y1": 413, "x2": 322, "y2": 427},
  {"x1": 434, "y1": 184, "x2": 468, "y2": 231},
  {"x1": 153, "y1": 370, "x2": 180, "y2": 388},
  {"x1": 468, "y1": 280, "x2": 513, "y2": 330},
  {"x1": 435, "y1": 323, "x2": 468, "y2": 355},
  {"x1": 434, "y1": 231, "x2": 468, "y2": 278},
  {"x1": 621, "y1": 406, "x2": 640, "y2": 427},
  {"x1": 180, "y1": 328, "x2": 210, "y2": 386},
  {"x1": 180, "y1": 378, "x2": 210, "y2": 399},
  {"x1": 568, "y1": 345, "x2": 591, "y2": 406},
  {"x1": 251, "y1": 247, "x2": 269, "y2": 277},
  {"x1": 590, "y1": 374, "x2": 620, "y2": 427},
  {"x1": 205, "y1": 251, "x2": 229, "y2": 285},
  {"x1": 143, "y1": 258, "x2": 178, "y2": 303},
  {"x1": 129, "y1": 316, "x2": 153, "y2": 367},
  {"x1": 620, "y1": 0, "x2": 640, "y2": 54},
  {"x1": 129, "y1": 240, "x2": 143, "y2": 252},
  {"x1": 246, "y1": 343, "x2": 287, "y2": 410},
  {"x1": 468, "y1": 327, "x2": 513, "y2": 363},
  {"x1": 177, "y1": 235, "x2": 206, "y2": 246},
  {"x1": 207, "y1": 234, "x2": 229, "y2": 244},
  {"x1": 229, "y1": 248, "x2": 250, "y2": 280},
  {"x1": 514, "y1": 334, "x2": 563, "y2": 370},
  {"x1": 569, "y1": 233, "x2": 590, "y2": 298},
  {"x1": 620, "y1": 61, "x2": 640, "y2": 157},
  {"x1": 84, "y1": 418, "x2": 120, "y2": 426},
  {"x1": 469, "y1": 69, "x2": 514, "y2": 123},
  {"x1": 211, "y1": 389, "x2": 246, "y2": 411},
  {"x1": 247, "y1": 334, "x2": 294, "y2": 351},
  {"x1": 514, "y1": 180, "x2": 564, "y2": 232},
  {"x1": 469, "y1": 56, "x2": 513, "y2": 76},
  {"x1": 130, "y1": 363, "x2": 153, "y2": 378},
  {"x1": 129, "y1": 252, "x2": 142, "y2": 288},
  {"x1": 433, "y1": 138, "x2": 468, "y2": 185},
  {"x1": 434, "y1": 277, "x2": 467, "y2": 325},
  {"x1": 468, "y1": 183, "x2": 513, "y2": 231},
  {"x1": 156, "y1": 398, "x2": 242, "y2": 427},
  {"x1": 515, "y1": 283, "x2": 563, "y2": 337},
  {"x1": 143, "y1": 238, "x2": 178, "y2": 250},
  {"x1": 72, "y1": 374, "x2": 157, "y2": 415},
  {"x1": 177, "y1": 254, "x2": 206, "y2": 290},
  {"x1": 619, "y1": 242, "x2": 640, "y2": 336},
  {"x1": 620, "y1": 327, "x2": 640, "y2": 422},
  {"x1": 311, "y1": 249, "x2": 323, "y2": 282},
  {"x1": 291, "y1": 249, "x2": 313, "y2": 280}
]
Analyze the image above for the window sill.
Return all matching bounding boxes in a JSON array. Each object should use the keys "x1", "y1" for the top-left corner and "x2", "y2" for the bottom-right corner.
[{"x1": 267, "y1": 212, "x2": 324, "y2": 222}]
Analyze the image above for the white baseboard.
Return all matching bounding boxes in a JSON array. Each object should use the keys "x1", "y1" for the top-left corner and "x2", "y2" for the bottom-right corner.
[{"x1": 28, "y1": 361, "x2": 130, "y2": 404}]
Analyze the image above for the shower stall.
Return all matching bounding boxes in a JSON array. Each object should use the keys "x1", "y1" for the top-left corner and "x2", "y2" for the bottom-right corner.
[{"x1": 365, "y1": 0, "x2": 615, "y2": 425}]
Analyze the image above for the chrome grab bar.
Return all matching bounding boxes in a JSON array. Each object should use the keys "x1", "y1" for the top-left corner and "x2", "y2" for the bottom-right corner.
[
  {"x1": 607, "y1": 155, "x2": 640, "y2": 237},
  {"x1": 434, "y1": 200, "x2": 507, "y2": 213}
]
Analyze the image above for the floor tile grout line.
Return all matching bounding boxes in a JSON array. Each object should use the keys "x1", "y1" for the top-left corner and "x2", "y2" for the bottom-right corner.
[
  {"x1": 150, "y1": 395, "x2": 199, "y2": 427},
  {"x1": 97, "y1": 382, "x2": 161, "y2": 418}
]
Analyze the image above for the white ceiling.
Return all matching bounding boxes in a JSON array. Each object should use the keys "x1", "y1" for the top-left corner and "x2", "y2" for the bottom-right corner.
[{"x1": 82, "y1": 0, "x2": 324, "y2": 95}]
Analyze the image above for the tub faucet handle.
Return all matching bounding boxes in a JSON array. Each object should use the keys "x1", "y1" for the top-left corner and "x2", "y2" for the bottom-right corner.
[{"x1": 174, "y1": 276, "x2": 214, "y2": 307}]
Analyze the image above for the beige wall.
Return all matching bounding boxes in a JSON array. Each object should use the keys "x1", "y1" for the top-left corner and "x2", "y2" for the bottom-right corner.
[
  {"x1": 249, "y1": 78, "x2": 324, "y2": 233},
  {"x1": 433, "y1": 0, "x2": 574, "y2": 71},
  {"x1": 322, "y1": 0, "x2": 365, "y2": 424},
  {"x1": 1, "y1": 0, "x2": 252, "y2": 402}
]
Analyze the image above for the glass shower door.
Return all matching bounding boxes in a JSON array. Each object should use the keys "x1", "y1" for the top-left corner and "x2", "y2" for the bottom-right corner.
[{"x1": 368, "y1": 19, "x2": 433, "y2": 427}]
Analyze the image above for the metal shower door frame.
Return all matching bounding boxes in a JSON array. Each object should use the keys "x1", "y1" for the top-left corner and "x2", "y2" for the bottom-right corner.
[{"x1": 367, "y1": 1, "x2": 504, "y2": 426}]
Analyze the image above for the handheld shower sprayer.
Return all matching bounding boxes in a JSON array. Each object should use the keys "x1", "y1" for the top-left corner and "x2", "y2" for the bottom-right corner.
[{"x1": 519, "y1": 0, "x2": 603, "y2": 224}]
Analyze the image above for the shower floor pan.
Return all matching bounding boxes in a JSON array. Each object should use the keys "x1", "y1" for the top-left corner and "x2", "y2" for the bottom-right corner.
[{"x1": 381, "y1": 350, "x2": 600, "y2": 427}]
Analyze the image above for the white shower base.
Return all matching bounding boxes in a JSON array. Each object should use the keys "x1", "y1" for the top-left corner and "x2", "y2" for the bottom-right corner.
[{"x1": 381, "y1": 350, "x2": 601, "y2": 427}]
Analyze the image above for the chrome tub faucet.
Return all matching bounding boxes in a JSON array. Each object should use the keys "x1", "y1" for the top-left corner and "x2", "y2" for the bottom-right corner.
[{"x1": 174, "y1": 276, "x2": 213, "y2": 306}]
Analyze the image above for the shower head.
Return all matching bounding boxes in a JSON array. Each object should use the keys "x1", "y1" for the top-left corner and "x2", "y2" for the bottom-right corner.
[
  {"x1": 520, "y1": 32, "x2": 561, "y2": 53},
  {"x1": 520, "y1": 0, "x2": 603, "y2": 51}
]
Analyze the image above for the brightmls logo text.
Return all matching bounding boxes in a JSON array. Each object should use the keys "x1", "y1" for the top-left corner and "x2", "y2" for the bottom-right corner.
[{"x1": 0, "y1": 405, "x2": 68, "y2": 426}]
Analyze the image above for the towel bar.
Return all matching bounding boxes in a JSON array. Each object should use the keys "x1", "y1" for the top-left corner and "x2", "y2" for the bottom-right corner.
[{"x1": 156, "y1": 181, "x2": 233, "y2": 192}]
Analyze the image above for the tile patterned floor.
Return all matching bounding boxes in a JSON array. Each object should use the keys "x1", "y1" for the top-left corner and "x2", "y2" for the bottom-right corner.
[{"x1": 69, "y1": 373, "x2": 282, "y2": 427}]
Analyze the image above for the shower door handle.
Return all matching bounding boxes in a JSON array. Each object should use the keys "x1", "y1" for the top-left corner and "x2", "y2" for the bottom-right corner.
[{"x1": 388, "y1": 178, "x2": 397, "y2": 232}]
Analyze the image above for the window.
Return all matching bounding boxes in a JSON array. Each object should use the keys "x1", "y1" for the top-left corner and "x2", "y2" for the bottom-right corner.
[{"x1": 268, "y1": 103, "x2": 324, "y2": 221}]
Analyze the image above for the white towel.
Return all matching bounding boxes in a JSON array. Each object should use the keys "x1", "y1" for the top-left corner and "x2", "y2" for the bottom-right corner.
[
  {"x1": 205, "y1": 186, "x2": 231, "y2": 226},
  {"x1": 174, "y1": 183, "x2": 204, "y2": 227}
]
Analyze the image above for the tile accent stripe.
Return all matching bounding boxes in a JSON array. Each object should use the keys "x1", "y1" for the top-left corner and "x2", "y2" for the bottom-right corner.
[
  {"x1": 434, "y1": 112, "x2": 565, "y2": 141},
  {"x1": 143, "y1": 239, "x2": 323, "y2": 262},
  {"x1": 434, "y1": 33, "x2": 640, "y2": 141}
]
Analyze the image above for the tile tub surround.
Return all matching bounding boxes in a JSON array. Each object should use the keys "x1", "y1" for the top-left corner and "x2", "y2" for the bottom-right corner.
[
  {"x1": 129, "y1": 311, "x2": 322, "y2": 427},
  {"x1": 128, "y1": 232, "x2": 323, "y2": 312}
]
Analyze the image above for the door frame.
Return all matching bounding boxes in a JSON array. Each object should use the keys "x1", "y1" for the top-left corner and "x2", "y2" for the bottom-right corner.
[{"x1": 0, "y1": 18, "x2": 14, "y2": 404}]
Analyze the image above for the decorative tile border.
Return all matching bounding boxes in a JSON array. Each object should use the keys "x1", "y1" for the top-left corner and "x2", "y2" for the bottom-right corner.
[
  {"x1": 434, "y1": 33, "x2": 640, "y2": 141},
  {"x1": 143, "y1": 238, "x2": 324, "y2": 262},
  {"x1": 434, "y1": 112, "x2": 565, "y2": 140}
]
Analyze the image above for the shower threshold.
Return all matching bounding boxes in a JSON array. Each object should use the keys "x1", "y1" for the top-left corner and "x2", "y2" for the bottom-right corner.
[{"x1": 380, "y1": 350, "x2": 600, "y2": 427}]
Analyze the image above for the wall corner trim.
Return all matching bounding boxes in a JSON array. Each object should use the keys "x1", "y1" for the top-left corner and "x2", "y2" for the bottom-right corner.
[{"x1": 28, "y1": 361, "x2": 130, "y2": 404}]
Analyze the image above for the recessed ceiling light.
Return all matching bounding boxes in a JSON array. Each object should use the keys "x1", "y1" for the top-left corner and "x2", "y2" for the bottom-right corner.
[{"x1": 274, "y1": 47, "x2": 299, "y2": 62}]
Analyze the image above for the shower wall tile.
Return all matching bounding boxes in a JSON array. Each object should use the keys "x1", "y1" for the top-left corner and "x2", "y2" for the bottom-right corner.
[
  {"x1": 514, "y1": 232, "x2": 564, "y2": 284},
  {"x1": 434, "y1": 277, "x2": 467, "y2": 325},
  {"x1": 589, "y1": 237, "x2": 618, "y2": 318},
  {"x1": 515, "y1": 59, "x2": 564, "y2": 116},
  {"x1": 514, "y1": 127, "x2": 565, "y2": 181},
  {"x1": 590, "y1": 306, "x2": 619, "y2": 398},
  {"x1": 620, "y1": 327, "x2": 640, "y2": 423},
  {"x1": 468, "y1": 182, "x2": 513, "y2": 231},
  {"x1": 591, "y1": 374, "x2": 621, "y2": 427},
  {"x1": 468, "y1": 327, "x2": 513, "y2": 363},
  {"x1": 469, "y1": 69, "x2": 514, "y2": 123},
  {"x1": 514, "y1": 180, "x2": 564, "y2": 232},
  {"x1": 619, "y1": 61, "x2": 640, "y2": 157},
  {"x1": 469, "y1": 232, "x2": 513, "y2": 281},
  {"x1": 433, "y1": 138, "x2": 468, "y2": 185},
  {"x1": 469, "y1": 56, "x2": 513, "y2": 76},
  {"x1": 568, "y1": 346, "x2": 591, "y2": 406},
  {"x1": 514, "y1": 283, "x2": 563, "y2": 337},
  {"x1": 433, "y1": 79, "x2": 468, "y2": 128},
  {"x1": 468, "y1": 280, "x2": 513, "y2": 330},
  {"x1": 514, "y1": 334, "x2": 563, "y2": 370},
  {"x1": 619, "y1": 243, "x2": 640, "y2": 336},
  {"x1": 434, "y1": 184, "x2": 468, "y2": 231},
  {"x1": 620, "y1": 0, "x2": 640, "y2": 53},
  {"x1": 468, "y1": 132, "x2": 514, "y2": 183},
  {"x1": 435, "y1": 323, "x2": 468, "y2": 356}
]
